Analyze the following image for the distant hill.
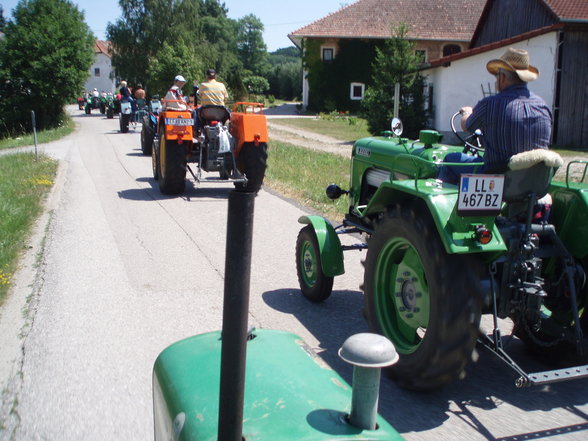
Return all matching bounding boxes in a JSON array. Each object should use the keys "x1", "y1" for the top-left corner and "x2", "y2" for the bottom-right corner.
[{"x1": 268, "y1": 46, "x2": 301, "y2": 66}]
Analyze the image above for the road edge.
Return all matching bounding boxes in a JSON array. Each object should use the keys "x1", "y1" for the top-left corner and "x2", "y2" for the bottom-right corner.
[{"x1": 0, "y1": 158, "x2": 68, "y2": 438}]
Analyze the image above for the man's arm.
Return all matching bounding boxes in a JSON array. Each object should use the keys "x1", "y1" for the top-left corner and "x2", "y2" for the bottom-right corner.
[{"x1": 460, "y1": 106, "x2": 473, "y2": 131}]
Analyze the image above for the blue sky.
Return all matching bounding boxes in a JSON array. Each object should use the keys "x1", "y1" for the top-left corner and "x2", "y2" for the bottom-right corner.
[{"x1": 1, "y1": 0, "x2": 351, "y2": 51}]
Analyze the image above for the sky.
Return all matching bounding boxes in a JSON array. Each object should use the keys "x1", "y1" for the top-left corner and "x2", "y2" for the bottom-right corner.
[{"x1": 0, "y1": 0, "x2": 352, "y2": 51}]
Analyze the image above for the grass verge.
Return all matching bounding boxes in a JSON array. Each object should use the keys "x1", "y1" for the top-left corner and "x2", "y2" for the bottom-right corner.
[
  {"x1": 265, "y1": 140, "x2": 350, "y2": 221},
  {"x1": 0, "y1": 153, "x2": 58, "y2": 305},
  {"x1": 270, "y1": 117, "x2": 371, "y2": 142},
  {"x1": 0, "y1": 115, "x2": 75, "y2": 151}
]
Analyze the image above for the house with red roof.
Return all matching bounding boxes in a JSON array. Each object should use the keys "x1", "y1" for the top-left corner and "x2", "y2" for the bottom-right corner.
[
  {"x1": 422, "y1": 0, "x2": 588, "y2": 147},
  {"x1": 288, "y1": 0, "x2": 486, "y2": 111},
  {"x1": 290, "y1": 0, "x2": 588, "y2": 148},
  {"x1": 83, "y1": 40, "x2": 116, "y2": 94}
]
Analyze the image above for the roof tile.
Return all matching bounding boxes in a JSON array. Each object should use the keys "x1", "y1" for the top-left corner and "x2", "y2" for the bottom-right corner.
[
  {"x1": 542, "y1": 0, "x2": 588, "y2": 21},
  {"x1": 289, "y1": 0, "x2": 486, "y2": 42},
  {"x1": 95, "y1": 40, "x2": 111, "y2": 55}
]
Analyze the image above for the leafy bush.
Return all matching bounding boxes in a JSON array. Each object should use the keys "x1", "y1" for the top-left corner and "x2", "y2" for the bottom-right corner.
[{"x1": 0, "y1": 0, "x2": 94, "y2": 136}]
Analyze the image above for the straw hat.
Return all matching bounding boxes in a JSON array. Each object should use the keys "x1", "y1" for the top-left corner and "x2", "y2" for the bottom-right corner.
[{"x1": 486, "y1": 48, "x2": 539, "y2": 82}]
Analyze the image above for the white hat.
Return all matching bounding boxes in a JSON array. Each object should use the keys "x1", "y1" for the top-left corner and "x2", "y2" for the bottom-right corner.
[{"x1": 174, "y1": 75, "x2": 186, "y2": 82}]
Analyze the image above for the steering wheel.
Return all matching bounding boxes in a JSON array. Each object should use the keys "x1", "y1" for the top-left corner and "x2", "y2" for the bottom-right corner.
[{"x1": 450, "y1": 111, "x2": 484, "y2": 156}]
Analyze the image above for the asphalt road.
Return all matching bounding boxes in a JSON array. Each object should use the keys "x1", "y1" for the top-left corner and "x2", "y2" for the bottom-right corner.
[{"x1": 0, "y1": 107, "x2": 587, "y2": 440}]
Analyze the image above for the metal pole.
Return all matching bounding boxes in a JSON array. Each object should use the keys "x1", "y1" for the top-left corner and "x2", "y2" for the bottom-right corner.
[
  {"x1": 31, "y1": 111, "x2": 38, "y2": 160},
  {"x1": 349, "y1": 367, "x2": 381, "y2": 430},
  {"x1": 217, "y1": 190, "x2": 256, "y2": 441},
  {"x1": 393, "y1": 82, "x2": 400, "y2": 119}
]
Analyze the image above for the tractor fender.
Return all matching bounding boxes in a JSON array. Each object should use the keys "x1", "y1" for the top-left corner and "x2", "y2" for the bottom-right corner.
[
  {"x1": 549, "y1": 182, "x2": 588, "y2": 259},
  {"x1": 362, "y1": 181, "x2": 507, "y2": 256},
  {"x1": 298, "y1": 215, "x2": 345, "y2": 277}
]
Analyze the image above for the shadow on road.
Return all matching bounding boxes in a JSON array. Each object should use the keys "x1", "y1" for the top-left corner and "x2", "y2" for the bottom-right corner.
[
  {"x1": 261, "y1": 287, "x2": 588, "y2": 438},
  {"x1": 117, "y1": 177, "x2": 232, "y2": 202}
]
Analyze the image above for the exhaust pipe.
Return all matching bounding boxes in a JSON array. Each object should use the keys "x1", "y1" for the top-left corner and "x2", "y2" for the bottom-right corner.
[{"x1": 338, "y1": 333, "x2": 398, "y2": 430}]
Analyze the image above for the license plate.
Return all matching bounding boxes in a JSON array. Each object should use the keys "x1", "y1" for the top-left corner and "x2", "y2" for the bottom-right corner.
[
  {"x1": 165, "y1": 118, "x2": 194, "y2": 126},
  {"x1": 457, "y1": 174, "x2": 504, "y2": 216}
]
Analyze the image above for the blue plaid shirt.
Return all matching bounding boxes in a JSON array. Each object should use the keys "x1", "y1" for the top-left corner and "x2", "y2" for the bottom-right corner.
[{"x1": 466, "y1": 84, "x2": 552, "y2": 170}]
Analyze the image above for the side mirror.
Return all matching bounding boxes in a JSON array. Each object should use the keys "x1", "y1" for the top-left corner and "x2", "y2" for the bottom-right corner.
[
  {"x1": 390, "y1": 117, "x2": 403, "y2": 137},
  {"x1": 326, "y1": 184, "x2": 348, "y2": 200}
]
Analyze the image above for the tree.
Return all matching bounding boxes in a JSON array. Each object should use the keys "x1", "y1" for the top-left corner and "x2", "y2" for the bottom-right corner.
[
  {"x1": 0, "y1": 0, "x2": 94, "y2": 135},
  {"x1": 242, "y1": 75, "x2": 269, "y2": 95},
  {"x1": 107, "y1": 0, "x2": 243, "y2": 97},
  {"x1": 0, "y1": 6, "x2": 6, "y2": 33},
  {"x1": 267, "y1": 62, "x2": 301, "y2": 100},
  {"x1": 361, "y1": 23, "x2": 428, "y2": 138},
  {"x1": 146, "y1": 40, "x2": 205, "y2": 96},
  {"x1": 266, "y1": 47, "x2": 302, "y2": 100},
  {"x1": 236, "y1": 14, "x2": 268, "y2": 76}
]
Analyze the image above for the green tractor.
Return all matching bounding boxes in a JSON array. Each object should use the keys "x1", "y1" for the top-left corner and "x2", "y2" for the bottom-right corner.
[{"x1": 295, "y1": 114, "x2": 588, "y2": 391}]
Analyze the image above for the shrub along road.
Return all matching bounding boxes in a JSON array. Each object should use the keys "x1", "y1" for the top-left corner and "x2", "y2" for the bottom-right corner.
[{"x1": 0, "y1": 106, "x2": 587, "y2": 440}]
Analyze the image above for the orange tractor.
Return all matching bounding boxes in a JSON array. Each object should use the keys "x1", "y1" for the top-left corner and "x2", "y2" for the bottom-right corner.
[{"x1": 151, "y1": 100, "x2": 268, "y2": 195}]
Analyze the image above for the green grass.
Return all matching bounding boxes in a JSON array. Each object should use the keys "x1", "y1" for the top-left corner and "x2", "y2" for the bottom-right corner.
[
  {"x1": 266, "y1": 140, "x2": 350, "y2": 221},
  {"x1": 0, "y1": 153, "x2": 58, "y2": 304},
  {"x1": 551, "y1": 146, "x2": 588, "y2": 157},
  {"x1": 270, "y1": 116, "x2": 371, "y2": 142},
  {"x1": 0, "y1": 116, "x2": 75, "y2": 151},
  {"x1": 266, "y1": 99, "x2": 301, "y2": 107}
]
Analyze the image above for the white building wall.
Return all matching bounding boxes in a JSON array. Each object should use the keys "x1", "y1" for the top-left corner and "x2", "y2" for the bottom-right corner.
[
  {"x1": 84, "y1": 53, "x2": 116, "y2": 94},
  {"x1": 422, "y1": 32, "x2": 559, "y2": 134}
]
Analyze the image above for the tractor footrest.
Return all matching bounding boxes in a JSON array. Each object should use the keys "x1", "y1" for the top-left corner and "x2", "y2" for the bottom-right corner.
[{"x1": 521, "y1": 364, "x2": 588, "y2": 387}]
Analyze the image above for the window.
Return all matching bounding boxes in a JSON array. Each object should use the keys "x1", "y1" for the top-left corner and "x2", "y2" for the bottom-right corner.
[
  {"x1": 94, "y1": 68, "x2": 100, "y2": 77},
  {"x1": 443, "y1": 44, "x2": 461, "y2": 57},
  {"x1": 322, "y1": 47, "x2": 334, "y2": 61},
  {"x1": 350, "y1": 82, "x2": 365, "y2": 100},
  {"x1": 415, "y1": 50, "x2": 426, "y2": 63}
]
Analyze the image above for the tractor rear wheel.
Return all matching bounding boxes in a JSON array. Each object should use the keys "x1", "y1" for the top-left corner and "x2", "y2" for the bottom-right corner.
[
  {"x1": 141, "y1": 123, "x2": 154, "y2": 156},
  {"x1": 157, "y1": 133, "x2": 186, "y2": 195},
  {"x1": 219, "y1": 153, "x2": 232, "y2": 180},
  {"x1": 296, "y1": 225, "x2": 334, "y2": 302},
  {"x1": 151, "y1": 137, "x2": 159, "y2": 179},
  {"x1": 120, "y1": 114, "x2": 130, "y2": 133},
  {"x1": 235, "y1": 142, "x2": 267, "y2": 193},
  {"x1": 363, "y1": 203, "x2": 482, "y2": 390}
]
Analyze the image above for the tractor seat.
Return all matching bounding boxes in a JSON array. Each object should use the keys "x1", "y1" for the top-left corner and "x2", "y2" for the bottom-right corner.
[
  {"x1": 502, "y1": 149, "x2": 563, "y2": 203},
  {"x1": 199, "y1": 105, "x2": 229, "y2": 124}
]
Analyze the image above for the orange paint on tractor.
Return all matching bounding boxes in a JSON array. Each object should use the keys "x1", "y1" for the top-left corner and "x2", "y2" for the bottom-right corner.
[
  {"x1": 160, "y1": 101, "x2": 194, "y2": 141},
  {"x1": 230, "y1": 102, "x2": 268, "y2": 155}
]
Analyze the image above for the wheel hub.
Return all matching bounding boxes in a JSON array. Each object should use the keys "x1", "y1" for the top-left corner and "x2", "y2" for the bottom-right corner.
[
  {"x1": 302, "y1": 246, "x2": 316, "y2": 284},
  {"x1": 303, "y1": 254, "x2": 313, "y2": 275},
  {"x1": 400, "y1": 279, "x2": 418, "y2": 311}
]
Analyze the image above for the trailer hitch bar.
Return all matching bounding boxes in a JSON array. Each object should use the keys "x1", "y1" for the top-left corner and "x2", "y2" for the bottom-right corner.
[{"x1": 478, "y1": 332, "x2": 588, "y2": 387}]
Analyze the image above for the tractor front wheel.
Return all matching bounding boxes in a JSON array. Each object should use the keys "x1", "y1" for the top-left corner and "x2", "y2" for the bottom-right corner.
[
  {"x1": 157, "y1": 133, "x2": 186, "y2": 195},
  {"x1": 296, "y1": 225, "x2": 334, "y2": 302},
  {"x1": 364, "y1": 204, "x2": 482, "y2": 390},
  {"x1": 235, "y1": 142, "x2": 268, "y2": 193},
  {"x1": 141, "y1": 123, "x2": 154, "y2": 156}
]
